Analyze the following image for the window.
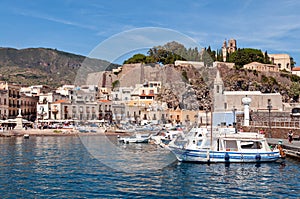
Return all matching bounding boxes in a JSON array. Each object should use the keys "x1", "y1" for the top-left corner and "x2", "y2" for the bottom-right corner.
[
  {"x1": 241, "y1": 141, "x2": 262, "y2": 149},
  {"x1": 186, "y1": 115, "x2": 190, "y2": 120},
  {"x1": 225, "y1": 140, "x2": 238, "y2": 151}
]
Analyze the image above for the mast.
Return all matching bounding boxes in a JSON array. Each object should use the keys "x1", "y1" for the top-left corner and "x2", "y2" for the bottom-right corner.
[{"x1": 210, "y1": 101, "x2": 213, "y2": 149}]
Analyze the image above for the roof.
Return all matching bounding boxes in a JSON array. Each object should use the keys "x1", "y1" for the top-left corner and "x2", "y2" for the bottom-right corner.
[
  {"x1": 224, "y1": 91, "x2": 281, "y2": 96},
  {"x1": 292, "y1": 67, "x2": 300, "y2": 71},
  {"x1": 244, "y1": 62, "x2": 276, "y2": 67},
  {"x1": 268, "y1": 53, "x2": 291, "y2": 58},
  {"x1": 99, "y1": 99, "x2": 111, "y2": 103},
  {"x1": 224, "y1": 91, "x2": 262, "y2": 95},
  {"x1": 53, "y1": 99, "x2": 68, "y2": 104}
]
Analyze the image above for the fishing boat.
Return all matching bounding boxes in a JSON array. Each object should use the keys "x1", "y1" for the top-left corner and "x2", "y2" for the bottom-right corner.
[
  {"x1": 167, "y1": 127, "x2": 282, "y2": 163},
  {"x1": 118, "y1": 133, "x2": 150, "y2": 144}
]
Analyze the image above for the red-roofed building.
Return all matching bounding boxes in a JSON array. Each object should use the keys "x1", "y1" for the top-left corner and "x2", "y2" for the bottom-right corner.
[{"x1": 292, "y1": 67, "x2": 300, "y2": 76}]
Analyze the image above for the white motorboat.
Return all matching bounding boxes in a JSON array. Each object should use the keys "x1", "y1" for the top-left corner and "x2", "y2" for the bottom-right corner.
[
  {"x1": 150, "y1": 127, "x2": 183, "y2": 146},
  {"x1": 118, "y1": 133, "x2": 150, "y2": 144},
  {"x1": 77, "y1": 124, "x2": 106, "y2": 133},
  {"x1": 168, "y1": 127, "x2": 282, "y2": 163}
]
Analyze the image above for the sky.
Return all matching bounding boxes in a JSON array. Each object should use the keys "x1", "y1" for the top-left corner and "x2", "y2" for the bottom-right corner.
[{"x1": 1, "y1": 0, "x2": 300, "y2": 65}]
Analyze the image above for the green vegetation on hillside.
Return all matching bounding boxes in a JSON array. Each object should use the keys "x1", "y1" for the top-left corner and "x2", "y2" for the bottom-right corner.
[
  {"x1": 124, "y1": 41, "x2": 204, "y2": 65},
  {"x1": 228, "y1": 48, "x2": 270, "y2": 69}
]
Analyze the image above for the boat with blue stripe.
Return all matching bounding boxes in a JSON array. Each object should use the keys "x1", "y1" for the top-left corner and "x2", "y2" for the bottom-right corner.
[{"x1": 167, "y1": 127, "x2": 282, "y2": 163}]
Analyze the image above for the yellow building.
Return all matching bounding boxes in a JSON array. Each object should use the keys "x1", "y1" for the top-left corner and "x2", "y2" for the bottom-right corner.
[{"x1": 244, "y1": 62, "x2": 278, "y2": 72}]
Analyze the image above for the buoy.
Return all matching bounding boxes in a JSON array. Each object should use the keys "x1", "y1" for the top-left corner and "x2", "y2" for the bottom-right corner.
[{"x1": 23, "y1": 134, "x2": 29, "y2": 139}]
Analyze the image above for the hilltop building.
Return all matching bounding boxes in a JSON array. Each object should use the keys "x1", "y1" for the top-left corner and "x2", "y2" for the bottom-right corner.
[
  {"x1": 292, "y1": 67, "x2": 300, "y2": 76},
  {"x1": 243, "y1": 62, "x2": 279, "y2": 72},
  {"x1": 222, "y1": 39, "x2": 237, "y2": 62},
  {"x1": 268, "y1": 54, "x2": 292, "y2": 71}
]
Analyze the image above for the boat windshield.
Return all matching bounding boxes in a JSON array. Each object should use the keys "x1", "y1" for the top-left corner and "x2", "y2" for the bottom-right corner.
[
  {"x1": 173, "y1": 134, "x2": 188, "y2": 147},
  {"x1": 240, "y1": 141, "x2": 262, "y2": 149}
]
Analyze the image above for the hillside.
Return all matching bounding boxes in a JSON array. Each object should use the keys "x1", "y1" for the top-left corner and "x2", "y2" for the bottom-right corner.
[
  {"x1": 0, "y1": 47, "x2": 119, "y2": 87},
  {"x1": 217, "y1": 63, "x2": 300, "y2": 103},
  {"x1": 110, "y1": 63, "x2": 299, "y2": 110}
]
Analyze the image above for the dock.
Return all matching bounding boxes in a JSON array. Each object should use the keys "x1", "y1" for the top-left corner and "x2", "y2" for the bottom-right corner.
[{"x1": 267, "y1": 138, "x2": 300, "y2": 160}]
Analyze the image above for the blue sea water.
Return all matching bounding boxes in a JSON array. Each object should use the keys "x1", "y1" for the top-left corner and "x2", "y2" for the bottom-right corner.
[{"x1": 0, "y1": 135, "x2": 299, "y2": 198}]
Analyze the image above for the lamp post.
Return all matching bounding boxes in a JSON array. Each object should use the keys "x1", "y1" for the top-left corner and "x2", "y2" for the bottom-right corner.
[
  {"x1": 267, "y1": 99, "x2": 272, "y2": 138},
  {"x1": 232, "y1": 106, "x2": 237, "y2": 133},
  {"x1": 205, "y1": 109, "x2": 209, "y2": 128},
  {"x1": 194, "y1": 114, "x2": 198, "y2": 127}
]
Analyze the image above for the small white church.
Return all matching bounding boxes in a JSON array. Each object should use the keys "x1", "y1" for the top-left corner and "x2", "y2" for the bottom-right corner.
[{"x1": 212, "y1": 69, "x2": 283, "y2": 126}]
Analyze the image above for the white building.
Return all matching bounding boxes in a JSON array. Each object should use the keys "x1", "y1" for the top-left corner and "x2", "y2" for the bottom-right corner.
[
  {"x1": 111, "y1": 87, "x2": 133, "y2": 102},
  {"x1": 213, "y1": 72, "x2": 283, "y2": 112},
  {"x1": 292, "y1": 67, "x2": 300, "y2": 76},
  {"x1": 268, "y1": 54, "x2": 292, "y2": 71},
  {"x1": 70, "y1": 85, "x2": 99, "y2": 103},
  {"x1": 37, "y1": 93, "x2": 69, "y2": 120},
  {"x1": 56, "y1": 85, "x2": 75, "y2": 96}
]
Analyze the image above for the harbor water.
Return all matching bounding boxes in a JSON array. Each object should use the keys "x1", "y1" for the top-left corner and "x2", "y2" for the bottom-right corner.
[{"x1": 0, "y1": 135, "x2": 299, "y2": 198}]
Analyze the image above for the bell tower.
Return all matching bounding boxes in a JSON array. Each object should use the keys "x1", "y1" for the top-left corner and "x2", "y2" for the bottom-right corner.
[
  {"x1": 213, "y1": 70, "x2": 225, "y2": 112},
  {"x1": 222, "y1": 39, "x2": 227, "y2": 62},
  {"x1": 228, "y1": 39, "x2": 237, "y2": 53}
]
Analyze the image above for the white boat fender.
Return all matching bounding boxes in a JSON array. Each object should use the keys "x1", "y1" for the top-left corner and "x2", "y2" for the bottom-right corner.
[
  {"x1": 206, "y1": 151, "x2": 210, "y2": 161},
  {"x1": 225, "y1": 152, "x2": 230, "y2": 161}
]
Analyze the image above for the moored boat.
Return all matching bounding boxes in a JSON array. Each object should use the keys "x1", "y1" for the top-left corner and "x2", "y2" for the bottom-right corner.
[
  {"x1": 118, "y1": 133, "x2": 150, "y2": 144},
  {"x1": 167, "y1": 127, "x2": 282, "y2": 163}
]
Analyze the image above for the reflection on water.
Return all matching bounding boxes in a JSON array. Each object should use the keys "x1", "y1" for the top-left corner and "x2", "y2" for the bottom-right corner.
[
  {"x1": 0, "y1": 136, "x2": 299, "y2": 198},
  {"x1": 79, "y1": 135, "x2": 177, "y2": 173}
]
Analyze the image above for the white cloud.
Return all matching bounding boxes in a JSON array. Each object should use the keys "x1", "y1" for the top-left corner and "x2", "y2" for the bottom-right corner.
[{"x1": 16, "y1": 9, "x2": 97, "y2": 30}]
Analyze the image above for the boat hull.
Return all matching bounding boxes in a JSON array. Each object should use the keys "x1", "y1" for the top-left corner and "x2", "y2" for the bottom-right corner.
[
  {"x1": 169, "y1": 147, "x2": 281, "y2": 163},
  {"x1": 119, "y1": 138, "x2": 149, "y2": 143}
]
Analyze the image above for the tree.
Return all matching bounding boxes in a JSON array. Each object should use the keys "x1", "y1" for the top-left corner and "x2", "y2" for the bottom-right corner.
[
  {"x1": 228, "y1": 48, "x2": 265, "y2": 69},
  {"x1": 264, "y1": 51, "x2": 271, "y2": 64},
  {"x1": 290, "y1": 57, "x2": 296, "y2": 69},
  {"x1": 123, "y1": 54, "x2": 147, "y2": 64},
  {"x1": 202, "y1": 49, "x2": 213, "y2": 67},
  {"x1": 289, "y1": 82, "x2": 300, "y2": 102}
]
